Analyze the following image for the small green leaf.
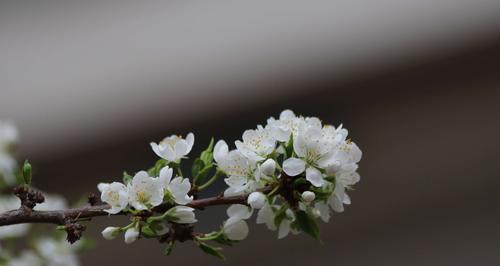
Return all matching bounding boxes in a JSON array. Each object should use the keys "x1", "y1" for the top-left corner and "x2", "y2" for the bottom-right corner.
[
  {"x1": 141, "y1": 225, "x2": 157, "y2": 238},
  {"x1": 195, "y1": 163, "x2": 214, "y2": 183},
  {"x1": 200, "y1": 138, "x2": 215, "y2": 165},
  {"x1": 148, "y1": 159, "x2": 168, "y2": 177},
  {"x1": 122, "y1": 171, "x2": 133, "y2": 185},
  {"x1": 22, "y1": 160, "x2": 32, "y2": 185},
  {"x1": 285, "y1": 135, "x2": 294, "y2": 158},
  {"x1": 198, "y1": 242, "x2": 225, "y2": 260},
  {"x1": 295, "y1": 210, "x2": 320, "y2": 240},
  {"x1": 292, "y1": 177, "x2": 308, "y2": 188},
  {"x1": 191, "y1": 158, "x2": 204, "y2": 179},
  {"x1": 211, "y1": 233, "x2": 234, "y2": 246}
]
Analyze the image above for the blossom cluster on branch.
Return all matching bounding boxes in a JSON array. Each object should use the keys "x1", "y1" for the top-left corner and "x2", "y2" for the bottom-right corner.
[
  {"x1": 96, "y1": 109, "x2": 362, "y2": 258},
  {"x1": 0, "y1": 109, "x2": 362, "y2": 261}
]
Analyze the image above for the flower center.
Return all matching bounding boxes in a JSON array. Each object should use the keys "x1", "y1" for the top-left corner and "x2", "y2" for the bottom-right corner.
[{"x1": 137, "y1": 190, "x2": 150, "y2": 203}]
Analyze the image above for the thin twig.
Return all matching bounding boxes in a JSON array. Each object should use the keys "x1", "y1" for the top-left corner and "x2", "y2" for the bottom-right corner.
[{"x1": 0, "y1": 186, "x2": 273, "y2": 226}]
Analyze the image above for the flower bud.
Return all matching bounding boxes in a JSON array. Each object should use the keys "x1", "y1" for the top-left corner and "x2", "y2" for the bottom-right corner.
[
  {"x1": 168, "y1": 206, "x2": 197, "y2": 224},
  {"x1": 22, "y1": 160, "x2": 32, "y2": 185},
  {"x1": 247, "y1": 192, "x2": 266, "y2": 209},
  {"x1": 124, "y1": 227, "x2": 139, "y2": 244},
  {"x1": 223, "y1": 217, "x2": 249, "y2": 241},
  {"x1": 301, "y1": 191, "x2": 316, "y2": 203},
  {"x1": 260, "y1": 159, "x2": 276, "y2": 176},
  {"x1": 101, "y1": 226, "x2": 120, "y2": 240}
]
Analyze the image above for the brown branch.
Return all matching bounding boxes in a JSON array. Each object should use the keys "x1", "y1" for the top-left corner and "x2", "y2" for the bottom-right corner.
[{"x1": 0, "y1": 186, "x2": 273, "y2": 227}]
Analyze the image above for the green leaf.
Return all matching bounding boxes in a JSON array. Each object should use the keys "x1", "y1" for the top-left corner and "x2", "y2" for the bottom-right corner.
[
  {"x1": 211, "y1": 232, "x2": 234, "y2": 246},
  {"x1": 285, "y1": 135, "x2": 294, "y2": 158},
  {"x1": 295, "y1": 210, "x2": 320, "y2": 240},
  {"x1": 191, "y1": 158, "x2": 205, "y2": 179},
  {"x1": 147, "y1": 159, "x2": 168, "y2": 177},
  {"x1": 200, "y1": 138, "x2": 215, "y2": 165},
  {"x1": 196, "y1": 163, "x2": 214, "y2": 183},
  {"x1": 141, "y1": 225, "x2": 157, "y2": 238},
  {"x1": 22, "y1": 160, "x2": 32, "y2": 185},
  {"x1": 292, "y1": 177, "x2": 308, "y2": 188},
  {"x1": 198, "y1": 242, "x2": 225, "y2": 260},
  {"x1": 122, "y1": 171, "x2": 133, "y2": 185}
]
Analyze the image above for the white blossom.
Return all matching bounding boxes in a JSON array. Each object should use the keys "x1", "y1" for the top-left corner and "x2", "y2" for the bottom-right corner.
[
  {"x1": 8, "y1": 251, "x2": 41, "y2": 266},
  {"x1": 283, "y1": 123, "x2": 346, "y2": 187},
  {"x1": 168, "y1": 206, "x2": 197, "y2": 224},
  {"x1": 223, "y1": 217, "x2": 249, "y2": 241},
  {"x1": 98, "y1": 182, "x2": 128, "y2": 214},
  {"x1": 235, "y1": 126, "x2": 275, "y2": 161},
  {"x1": 158, "y1": 166, "x2": 193, "y2": 205},
  {"x1": 265, "y1": 110, "x2": 302, "y2": 142},
  {"x1": 35, "y1": 237, "x2": 79, "y2": 266},
  {"x1": 323, "y1": 140, "x2": 362, "y2": 213},
  {"x1": 101, "y1": 227, "x2": 120, "y2": 240},
  {"x1": 215, "y1": 144, "x2": 261, "y2": 197},
  {"x1": 0, "y1": 122, "x2": 18, "y2": 185},
  {"x1": 223, "y1": 204, "x2": 253, "y2": 241},
  {"x1": 124, "y1": 227, "x2": 139, "y2": 244},
  {"x1": 247, "y1": 191, "x2": 266, "y2": 209},
  {"x1": 127, "y1": 171, "x2": 164, "y2": 211},
  {"x1": 0, "y1": 122, "x2": 18, "y2": 145},
  {"x1": 151, "y1": 133, "x2": 194, "y2": 163}
]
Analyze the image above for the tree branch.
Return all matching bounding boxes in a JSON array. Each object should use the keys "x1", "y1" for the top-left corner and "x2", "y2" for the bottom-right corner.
[{"x1": 0, "y1": 186, "x2": 273, "y2": 227}]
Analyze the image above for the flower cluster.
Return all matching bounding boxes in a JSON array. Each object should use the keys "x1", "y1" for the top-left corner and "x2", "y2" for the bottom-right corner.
[
  {"x1": 215, "y1": 110, "x2": 362, "y2": 240},
  {"x1": 94, "y1": 110, "x2": 362, "y2": 258},
  {"x1": 0, "y1": 110, "x2": 362, "y2": 261},
  {"x1": 98, "y1": 134, "x2": 197, "y2": 244}
]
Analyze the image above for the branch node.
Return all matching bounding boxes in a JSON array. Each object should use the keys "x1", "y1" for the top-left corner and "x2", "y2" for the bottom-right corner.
[
  {"x1": 13, "y1": 185, "x2": 45, "y2": 210},
  {"x1": 87, "y1": 192, "x2": 100, "y2": 206},
  {"x1": 64, "y1": 222, "x2": 87, "y2": 244}
]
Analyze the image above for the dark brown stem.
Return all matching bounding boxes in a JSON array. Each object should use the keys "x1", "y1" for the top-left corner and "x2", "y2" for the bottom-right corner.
[{"x1": 0, "y1": 186, "x2": 273, "y2": 227}]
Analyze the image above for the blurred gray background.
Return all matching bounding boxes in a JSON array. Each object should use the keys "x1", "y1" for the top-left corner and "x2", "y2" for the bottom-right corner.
[{"x1": 1, "y1": 1, "x2": 499, "y2": 265}]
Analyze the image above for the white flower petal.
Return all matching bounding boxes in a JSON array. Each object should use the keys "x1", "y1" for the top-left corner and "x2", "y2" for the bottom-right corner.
[
  {"x1": 159, "y1": 166, "x2": 173, "y2": 186},
  {"x1": 227, "y1": 204, "x2": 253, "y2": 220},
  {"x1": 283, "y1": 158, "x2": 306, "y2": 176},
  {"x1": 306, "y1": 167, "x2": 325, "y2": 187},
  {"x1": 150, "y1": 142, "x2": 163, "y2": 158},
  {"x1": 278, "y1": 220, "x2": 291, "y2": 239},
  {"x1": 214, "y1": 140, "x2": 229, "y2": 163},
  {"x1": 185, "y1": 133, "x2": 195, "y2": 153},
  {"x1": 174, "y1": 140, "x2": 188, "y2": 158}
]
